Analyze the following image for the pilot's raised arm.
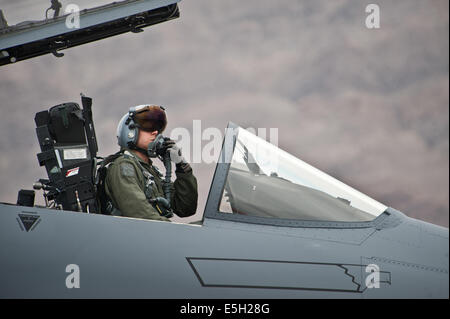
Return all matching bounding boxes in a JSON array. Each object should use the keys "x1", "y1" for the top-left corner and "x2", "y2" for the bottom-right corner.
[{"x1": 166, "y1": 146, "x2": 198, "y2": 217}]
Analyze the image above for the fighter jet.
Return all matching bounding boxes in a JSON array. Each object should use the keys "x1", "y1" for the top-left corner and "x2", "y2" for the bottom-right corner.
[
  {"x1": 0, "y1": 0, "x2": 448, "y2": 299},
  {"x1": 0, "y1": 120, "x2": 448, "y2": 298}
]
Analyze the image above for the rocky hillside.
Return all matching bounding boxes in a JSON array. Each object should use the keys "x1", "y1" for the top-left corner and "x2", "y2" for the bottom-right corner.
[{"x1": 0, "y1": 0, "x2": 448, "y2": 226}]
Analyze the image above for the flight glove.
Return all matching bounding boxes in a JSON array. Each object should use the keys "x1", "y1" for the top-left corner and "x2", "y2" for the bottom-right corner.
[{"x1": 163, "y1": 138, "x2": 192, "y2": 173}]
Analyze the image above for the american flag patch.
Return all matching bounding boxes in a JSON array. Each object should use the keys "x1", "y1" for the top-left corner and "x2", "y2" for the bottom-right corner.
[{"x1": 66, "y1": 167, "x2": 80, "y2": 177}]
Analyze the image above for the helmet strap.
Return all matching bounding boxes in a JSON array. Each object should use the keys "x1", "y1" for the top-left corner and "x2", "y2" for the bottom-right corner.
[{"x1": 130, "y1": 144, "x2": 149, "y2": 158}]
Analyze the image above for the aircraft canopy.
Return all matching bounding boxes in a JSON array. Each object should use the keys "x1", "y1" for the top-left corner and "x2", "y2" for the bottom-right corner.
[{"x1": 219, "y1": 126, "x2": 387, "y2": 222}]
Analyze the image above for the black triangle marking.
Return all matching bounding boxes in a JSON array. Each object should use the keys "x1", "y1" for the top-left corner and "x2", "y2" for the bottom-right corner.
[{"x1": 18, "y1": 214, "x2": 40, "y2": 232}]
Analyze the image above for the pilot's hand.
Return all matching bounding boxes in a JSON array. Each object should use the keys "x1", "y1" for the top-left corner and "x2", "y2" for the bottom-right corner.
[{"x1": 164, "y1": 138, "x2": 186, "y2": 165}]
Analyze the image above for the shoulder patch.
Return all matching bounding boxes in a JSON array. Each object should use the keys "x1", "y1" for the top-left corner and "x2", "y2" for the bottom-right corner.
[{"x1": 120, "y1": 162, "x2": 135, "y2": 177}]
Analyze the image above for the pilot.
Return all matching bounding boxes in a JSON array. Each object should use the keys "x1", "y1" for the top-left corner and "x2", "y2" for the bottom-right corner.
[{"x1": 104, "y1": 105, "x2": 198, "y2": 221}]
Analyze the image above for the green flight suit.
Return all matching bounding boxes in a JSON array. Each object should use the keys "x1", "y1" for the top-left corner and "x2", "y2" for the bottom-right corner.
[{"x1": 105, "y1": 150, "x2": 198, "y2": 221}]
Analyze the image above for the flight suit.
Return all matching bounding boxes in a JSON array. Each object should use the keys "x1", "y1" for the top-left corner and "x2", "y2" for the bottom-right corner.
[{"x1": 105, "y1": 150, "x2": 198, "y2": 221}]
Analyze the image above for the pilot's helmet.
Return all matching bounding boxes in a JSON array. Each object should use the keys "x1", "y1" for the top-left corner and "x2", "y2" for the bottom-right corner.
[{"x1": 117, "y1": 105, "x2": 167, "y2": 149}]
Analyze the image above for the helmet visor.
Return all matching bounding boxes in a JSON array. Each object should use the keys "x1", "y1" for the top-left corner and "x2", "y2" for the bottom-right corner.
[{"x1": 133, "y1": 105, "x2": 167, "y2": 133}]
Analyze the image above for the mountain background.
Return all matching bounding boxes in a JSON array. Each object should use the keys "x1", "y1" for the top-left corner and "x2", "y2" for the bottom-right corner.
[{"x1": 0, "y1": 0, "x2": 448, "y2": 226}]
